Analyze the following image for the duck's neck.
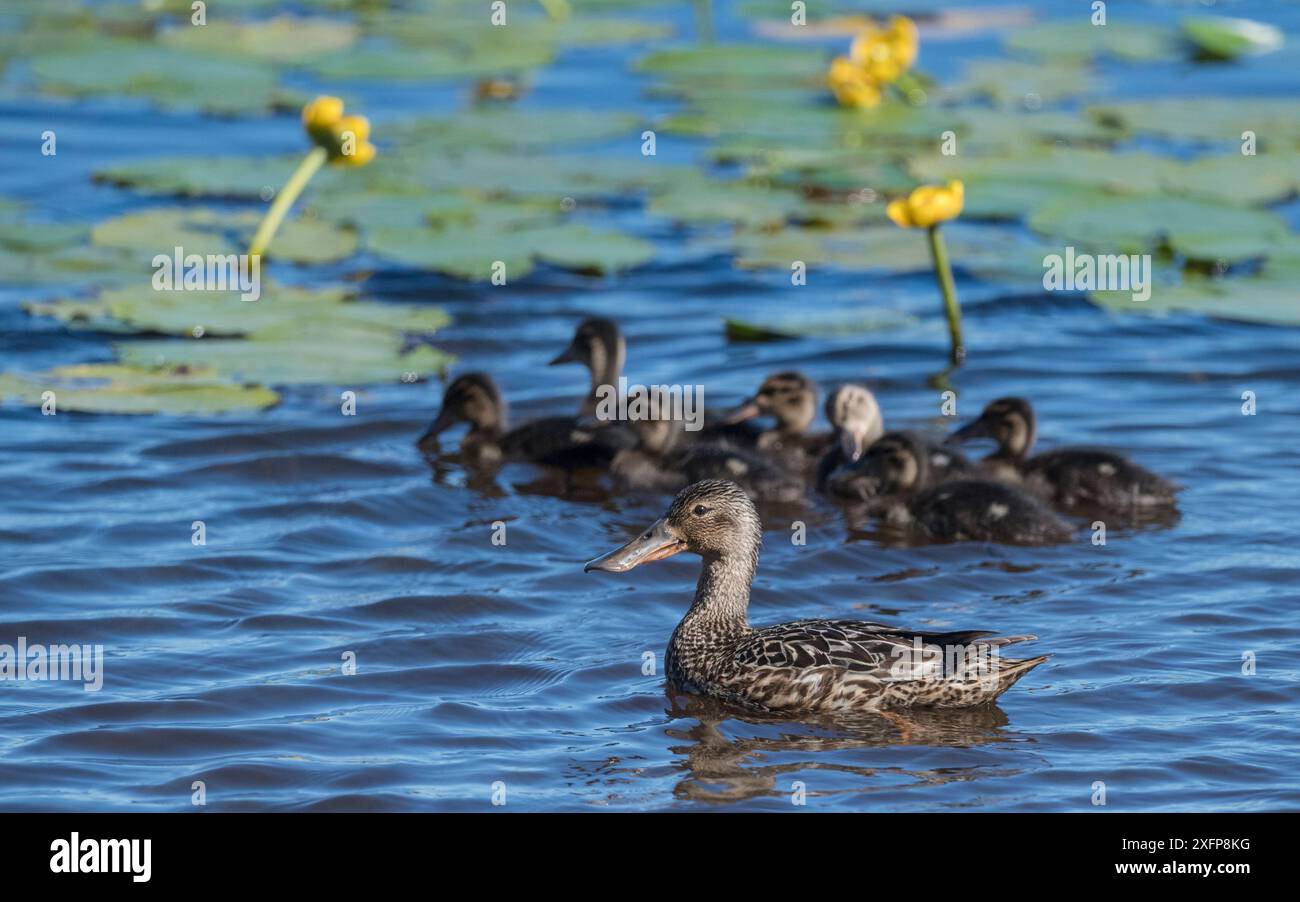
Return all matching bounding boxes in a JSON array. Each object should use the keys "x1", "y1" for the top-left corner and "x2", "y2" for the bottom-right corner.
[
  {"x1": 581, "y1": 338, "x2": 625, "y2": 417},
  {"x1": 995, "y1": 412, "x2": 1035, "y2": 461},
  {"x1": 682, "y1": 548, "x2": 756, "y2": 634}
]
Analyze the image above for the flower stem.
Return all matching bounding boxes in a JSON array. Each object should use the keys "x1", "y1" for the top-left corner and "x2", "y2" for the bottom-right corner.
[
  {"x1": 248, "y1": 146, "x2": 328, "y2": 260},
  {"x1": 927, "y1": 224, "x2": 965, "y2": 365}
]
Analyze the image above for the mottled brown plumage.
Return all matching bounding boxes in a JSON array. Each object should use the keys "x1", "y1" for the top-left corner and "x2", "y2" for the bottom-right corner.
[
  {"x1": 830, "y1": 432, "x2": 1073, "y2": 545},
  {"x1": 950, "y1": 397, "x2": 1178, "y2": 512},
  {"x1": 586, "y1": 480, "x2": 1049, "y2": 712}
]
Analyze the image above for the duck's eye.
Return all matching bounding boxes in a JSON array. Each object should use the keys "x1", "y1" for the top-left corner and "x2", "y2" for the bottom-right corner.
[{"x1": 692, "y1": 504, "x2": 711, "y2": 516}]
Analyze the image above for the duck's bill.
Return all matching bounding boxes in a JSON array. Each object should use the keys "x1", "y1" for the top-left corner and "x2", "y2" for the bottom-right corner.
[
  {"x1": 721, "y1": 399, "x2": 761, "y2": 425},
  {"x1": 585, "y1": 518, "x2": 686, "y2": 573},
  {"x1": 416, "y1": 409, "x2": 455, "y2": 448},
  {"x1": 947, "y1": 417, "x2": 990, "y2": 444},
  {"x1": 548, "y1": 341, "x2": 581, "y2": 366},
  {"x1": 839, "y1": 429, "x2": 864, "y2": 462}
]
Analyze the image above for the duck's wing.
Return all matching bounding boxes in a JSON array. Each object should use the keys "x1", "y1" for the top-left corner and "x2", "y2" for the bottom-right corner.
[
  {"x1": 500, "y1": 416, "x2": 632, "y2": 469},
  {"x1": 736, "y1": 620, "x2": 1013, "y2": 676},
  {"x1": 1025, "y1": 447, "x2": 1177, "y2": 507},
  {"x1": 730, "y1": 622, "x2": 1047, "y2": 709}
]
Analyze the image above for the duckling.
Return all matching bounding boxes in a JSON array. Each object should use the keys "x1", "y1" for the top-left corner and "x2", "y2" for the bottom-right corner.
[
  {"x1": 949, "y1": 397, "x2": 1178, "y2": 511},
  {"x1": 836, "y1": 432, "x2": 1074, "y2": 545},
  {"x1": 586, "y1": 479, "x2": 1049, "y2": 712},
  {"x1": 612, "y1": 409, "x2": 804, "y2": 504},
  {"x1": 817, "y1": 386, "x2": 970, "y2": 497},
  {"x1": 815, "y1": 384, "x2": 883, "y2": 489},
  {"x1": 548, "y1": 316, "x2": 625, "y2": 417},
  {"x1": 722, "y1": 371, "x2": 830, "y2": 473},
  {"x1": 417, "y1": 373, "x2": 630, "y2": 470}
]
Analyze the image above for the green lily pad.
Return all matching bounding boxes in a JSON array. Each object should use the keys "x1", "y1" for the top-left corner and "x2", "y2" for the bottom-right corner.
[
  {"x1": 0, "y1": 222, "x2": 88, "y2": 252},
  {"x1": 1182, "y1": 16, "x2": 1283, "y2": 60},
  {"x1": 367, "y1": 221, "x2": 653, "y2": 279},
  {"x1": 28, "y1": 283, "x2": 449, "y2": 339},
  {"x1": 31, "y1": 40, "x2": 286, "y2": 113},
  {"x1": 388, "y1": 109, "x2": 643, "y2": 152},
  {"x1": 1005, "y1": 21, "x2": 1180, "y2": 62},
  {"x1": 1091, "y1": 269, "x2": 1299, "y2": 326},
  {"x1": 95, "y1": 156, "x2": 303, "y2": 199},
  {"x1": 157, "y1": 16, "x2": 358, "y2": 63},
  {"x1": 91, "y1": 207, "x2": 357, "y2": 265},
  {"x1": 953, "y1": 59, "x2": 1096, "y2": 106},
  {"x1": 1088, "y1": 99, "x2": 1300, "y2": 148},
  {"x1": 0, "y1": 364, "x2": 279, "y2": 415},
  {"x1": 307, "y1": 41, "x2": 555, "y2": 80},
  {"x1": 1028, "y1": 195, "x2": 1291, "y2": 262},
  {"x1": 649, "y1": 176, "x2": 807, "y2": 229},
  {"x1": 638, "y1": 44, "x2": 827, "y2": 86},
  {"x1": 116, "y1": 326, "x2": 452, "y2": 385}
]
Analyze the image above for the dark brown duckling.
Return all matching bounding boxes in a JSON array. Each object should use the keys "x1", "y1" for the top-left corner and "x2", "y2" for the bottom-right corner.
[
  {"x1": 612, "y1": 407, "x2": 804, "y2": 504},
  {"x1": 548, "y1": 316, "x2": 625, "y2": 417},
  {"x1": 722, "y1": 371, "x2": 831, "y2": 473},
  {"x1": 949, "y1": 397, "x2": 1178, "y2": 512},
  {"x1": 585, "y1": 479, "x2": 1049, "y2": 712},
  {"x1": 835, "y1": 432, "x2": 1073, "y2": 545},
  {"x1": 817, "y1": 387, "x2": 971, "y2": 496},
  {"x1": 418, "y1": 373, "x2": 631, "y2": 470}
]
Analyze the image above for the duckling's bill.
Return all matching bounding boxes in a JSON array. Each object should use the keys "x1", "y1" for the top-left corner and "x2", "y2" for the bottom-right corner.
[{"x1": 585, "y1": 518, "x2": 686, "y2": 572}]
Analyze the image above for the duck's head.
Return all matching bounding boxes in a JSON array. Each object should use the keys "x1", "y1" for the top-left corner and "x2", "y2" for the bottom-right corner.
[
  {"x1": 854, "y1": 431, "x2": 930, "y2": 496},
  {"x1": 418, "y1": 372, "x2": 505, "y2": 449},
  {"x1": 585, "y1": 480, "x2": 761, "y2": 572},
  {"x1": 549, "y1": 317, "x2": 625, "y2": 382},
  {"x1": 627, "y1": 406, "x2": 680, "y2": 457},
  {"x1": 825, "y1": 383, "x2": 883, "y2": 462},
  {"x1": 949, "y1": 397, "x2": 1036, "y2": 458},
  {"x1": 725, "y1": 371, "x2": 817, "y2": 433}
]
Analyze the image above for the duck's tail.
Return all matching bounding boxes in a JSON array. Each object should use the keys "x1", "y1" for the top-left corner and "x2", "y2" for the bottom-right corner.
[{"x1": 992, "y1": 653, "x2": 1051, "y2": 697}]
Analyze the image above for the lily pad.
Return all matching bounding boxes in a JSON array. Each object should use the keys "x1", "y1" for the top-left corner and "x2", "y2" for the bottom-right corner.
[
  {"x1": 157, "y1": 16, "x2": 358, "y2": 63},
  {"x1": 1028, "y1": 195, "x2": 1291, "y2": 263},
  {"x1": 91, "y1": 207, "x2": 358, "y2": 265},
  {"x1": 31, "y1": 40, "x2": 286, "y2": 113},
  {"x1": 28, "y1": 283, "x2": 449, "y2": 339},
  {"x1": 95, "y1": 156, "x2": 303, "y2": 199},
  {"x1": 1182, "y1": 16, "x2": 1283, "y2": 60},
  {"x1": 1088, "y1": 99, "x2": 1300, "y2": 148},
  {"x1": 116, "y1": 326, "x2": 452, "y2": 385},
  {"x1": 0, "y1": 364, "x2": 279, "y2": 415},
  {"x1": 1091, "y1": 269, "x2": 1299, "y2": 326},
  {"x1": 367, "y1": 221, "x2": 653, "y2": 279},
  {"x1": 1005, "y1": 21, "x2": 1180, "y2": 62},
  {"x1": 953, "y1": 59, "x2": 1095, "y2": 106},
  {"x1": 388, "y1": 109, "x2": 643, "y2": 152}
]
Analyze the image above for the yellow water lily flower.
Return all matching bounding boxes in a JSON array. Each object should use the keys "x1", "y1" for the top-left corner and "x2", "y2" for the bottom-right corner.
[
  {"x1": 333, "y1": 114, "x2": 376, "y2": 166},
  {"x1": 249, "y1": 97, "x2": 377, "y2": 258},
  {"x1": 302, "y1": 95, "x2": 343, "y2": 130},
  {"x1": 850, "y1": 15, "x2": 919, "y2": 84},
  {"x1": 827, "y1": 56, "x2": 882, "y2": 109},
  {"x1": 300, "y1": 96, "x2": 377, "y2": 167},
  {"x1": 887, "y1": 180, "x2": 964, "y2": 229}
]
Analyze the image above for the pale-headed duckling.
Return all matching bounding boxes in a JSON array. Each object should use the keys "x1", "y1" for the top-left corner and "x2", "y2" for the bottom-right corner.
[
  {"x1": 612, "y1": 409, "x2": 803, "y2": 504},
  {"x1": 722, "y1": 371, "x2": 830, "y2": 473},
  {"x1": 586, "y1": 479, "x2": 1049, "y2": 712},
  {"x1": 949, "y1": 397, "x2": 1178, "y2": 511},
  {"x1": 418, "y1": 373, "x2": 630, "y2": 469},
  {"x1": 548, "y1": 316, "x2": 625, "y2": 417},
  {"x1": 817, "y1": 386, "x2": 970, "y2": 496},
  {"x1": 835, "y1": 432, "x2": 1074, "y2": 545}
]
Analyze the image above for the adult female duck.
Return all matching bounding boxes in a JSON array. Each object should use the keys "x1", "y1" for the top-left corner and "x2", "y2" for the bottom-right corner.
[
  {"x1": 586, "y1": 480, "x2": 1049, "y2": 712},
  {"x1": 949, "y1": 397, "x2": 1178, "y2": 511}
]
